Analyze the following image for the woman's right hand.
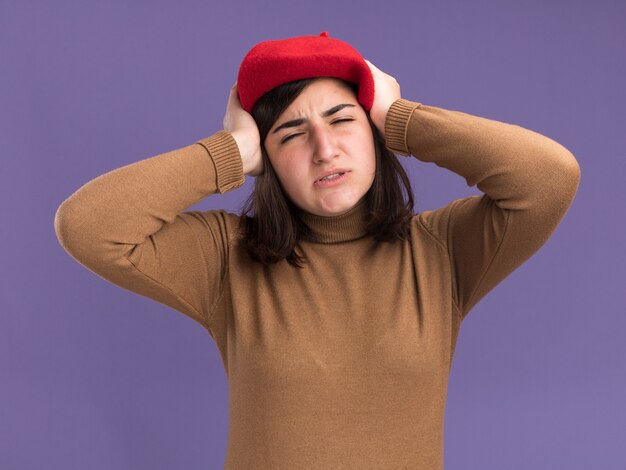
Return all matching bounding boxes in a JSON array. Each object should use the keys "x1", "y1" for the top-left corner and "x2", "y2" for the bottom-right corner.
[{"x1": 223, "y1": 82, "x2": 264, "y2": 176}]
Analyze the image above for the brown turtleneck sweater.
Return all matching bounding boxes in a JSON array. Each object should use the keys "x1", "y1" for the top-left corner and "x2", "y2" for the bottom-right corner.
[{"x1": 54, "y1": 98, "x2": 580, "y2": 469}]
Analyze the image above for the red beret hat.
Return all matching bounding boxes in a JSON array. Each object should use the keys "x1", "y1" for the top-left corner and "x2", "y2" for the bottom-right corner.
[{"x1": 237, "y1": 31, "x2": 375, "y2": 114}]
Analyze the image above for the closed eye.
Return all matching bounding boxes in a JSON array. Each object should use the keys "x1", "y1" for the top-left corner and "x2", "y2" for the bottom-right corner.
[{"x1": 280, "y1": 118, "x2": 355, "y2": 144}]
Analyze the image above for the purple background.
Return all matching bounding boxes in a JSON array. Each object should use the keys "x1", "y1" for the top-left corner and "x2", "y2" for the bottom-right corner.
[{"x1": 2, "y1": 0, "x2": 624, "y2": 468}]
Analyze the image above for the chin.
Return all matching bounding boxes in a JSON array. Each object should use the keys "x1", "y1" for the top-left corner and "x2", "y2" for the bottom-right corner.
[{"x1": 315, "y1": 199, "x2": 359, "y2": 217}]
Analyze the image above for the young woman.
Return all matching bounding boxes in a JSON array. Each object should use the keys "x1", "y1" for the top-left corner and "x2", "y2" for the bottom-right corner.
[{"x1": 54, "y1": 32, "x2": 580, "y2": 469}]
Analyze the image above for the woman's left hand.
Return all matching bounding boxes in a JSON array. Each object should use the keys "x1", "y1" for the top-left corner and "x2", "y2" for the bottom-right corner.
[{"x1": 364, "y1": 59, "x2": 401, "y2": 140}]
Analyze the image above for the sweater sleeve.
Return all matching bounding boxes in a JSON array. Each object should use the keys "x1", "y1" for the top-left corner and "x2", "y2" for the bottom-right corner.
[
  {"x1": 53, "y1": 130, "x2": 245, "y2": 336},
  {"x1": 384, "y1": 98, "x2": 581, "y2": 320}
]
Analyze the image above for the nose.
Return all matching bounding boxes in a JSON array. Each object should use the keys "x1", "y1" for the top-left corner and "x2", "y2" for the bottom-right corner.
[{"x1": 311, "y1": 123, "x2": 339, "y2": 164}]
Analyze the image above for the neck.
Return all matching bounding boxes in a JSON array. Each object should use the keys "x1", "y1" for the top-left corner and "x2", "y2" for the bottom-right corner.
[{"x1": 297, "y1": 198, "x2": 369, "y2": 244}]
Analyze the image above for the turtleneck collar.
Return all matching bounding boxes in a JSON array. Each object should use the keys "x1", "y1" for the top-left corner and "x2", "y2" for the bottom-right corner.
[{"x1": 297, "y1": 197, "x2": 369, "y2": 244}]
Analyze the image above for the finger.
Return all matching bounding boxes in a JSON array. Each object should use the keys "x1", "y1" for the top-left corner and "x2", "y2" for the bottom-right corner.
[
  {"x1": 228, "y1": 85, "x2": 241, "y2": 106},
  {"x1": 364, "y1": 58, "x2": 377, "y2": 70}
]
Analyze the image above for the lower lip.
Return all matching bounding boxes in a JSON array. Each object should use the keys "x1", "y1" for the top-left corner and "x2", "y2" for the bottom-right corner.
[{"x1": 314, "y1": 172, "x2": 349, "y2": 188}]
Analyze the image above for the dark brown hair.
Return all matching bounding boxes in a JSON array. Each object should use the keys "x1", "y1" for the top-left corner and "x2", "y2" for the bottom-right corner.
[{"x1": 238, "y1": 77, "x2": 415, "y2": 268}]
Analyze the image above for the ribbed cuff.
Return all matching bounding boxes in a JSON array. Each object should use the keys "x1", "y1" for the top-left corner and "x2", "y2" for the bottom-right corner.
[
  {"x1": 196, "y1": 131, "x2": 245, "y2": 194},
  {"x1": 384, "y1": 98, "x2": 422, "y2": 156}
]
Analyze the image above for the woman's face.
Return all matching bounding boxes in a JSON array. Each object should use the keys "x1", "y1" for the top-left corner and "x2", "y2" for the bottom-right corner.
[{"x1": 264, "y1": 78, "x2": 376, "y2": 217}]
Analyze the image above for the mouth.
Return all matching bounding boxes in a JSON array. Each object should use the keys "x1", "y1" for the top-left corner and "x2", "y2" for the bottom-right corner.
[{"x1": 314, "y1": 171, "x2": 349, "y2": 187}]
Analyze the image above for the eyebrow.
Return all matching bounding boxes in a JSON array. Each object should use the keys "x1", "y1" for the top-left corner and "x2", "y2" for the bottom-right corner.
[{"x1": 271, "y1": 103, "x2": 356, "y2": 135}]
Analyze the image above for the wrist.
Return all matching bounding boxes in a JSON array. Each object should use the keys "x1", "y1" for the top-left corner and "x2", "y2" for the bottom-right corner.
[
  {"x1": 383, "y1": 98, "x2": 421, "y2": 156},
  {"x1": 371, "y1": 108, "x2": 389, "y2": 140},
  {"x1": 230, "y1": 130, "x2": 253, "y2": 174},
  {"x1": 231, "y1": 130, "x2": 265, "y2": 176}
]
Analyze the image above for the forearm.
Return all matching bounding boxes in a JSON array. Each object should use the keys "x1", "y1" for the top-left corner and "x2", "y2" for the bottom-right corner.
[
  {"x1": 384, "y1": 98, "x2": 581, "y2": 212},
  {"x1": 54, "y1": 130, "x2": 244, "y2": 261}
]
